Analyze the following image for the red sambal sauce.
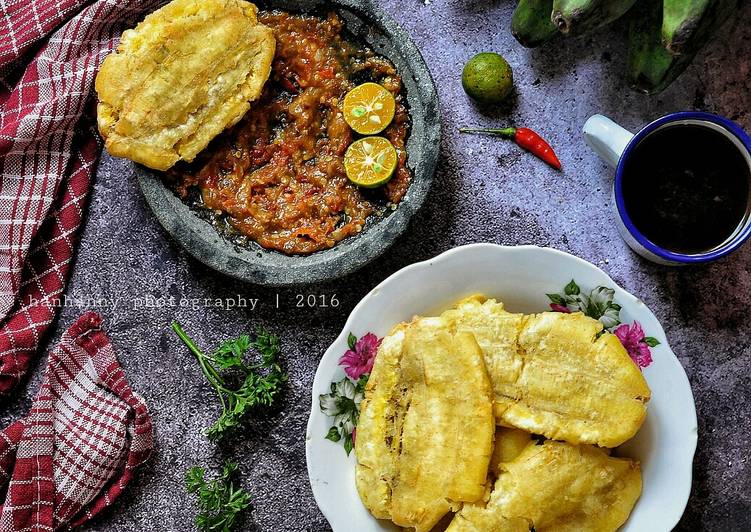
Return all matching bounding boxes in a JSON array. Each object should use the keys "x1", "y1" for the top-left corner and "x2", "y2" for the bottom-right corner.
[{"x1": 168, "y1": 11, "x2": 412, "y2": 254}]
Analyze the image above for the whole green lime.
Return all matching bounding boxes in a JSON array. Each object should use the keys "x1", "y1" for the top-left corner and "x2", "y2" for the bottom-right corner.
[{"x1": 462, "y1": 52, "x2": 514, "y2": 105}]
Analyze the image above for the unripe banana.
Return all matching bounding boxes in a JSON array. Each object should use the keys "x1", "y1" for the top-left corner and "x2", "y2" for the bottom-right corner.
[
  {"x1": 627, "y1": 0, "x2": 696, "y2": 94},
  {"x1": 628, "y1": 0, "x2": 740, "y2": 93},
  {"x1": 662, "y1": 0, "x2": 740, "y2": 55},
  {"x1": 551, "y1": 0, "x2": 638, "y2": 37},
  {"x1": 512, "y1": 0, "x2": 557, "y2": 48}
]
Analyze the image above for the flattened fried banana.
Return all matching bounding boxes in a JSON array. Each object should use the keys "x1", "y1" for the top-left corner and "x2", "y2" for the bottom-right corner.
[
  {"x1": 355, "y1": 317, "x2": 495, "y2": 532},
  {"x1": 489, "y1": 427, "x2": 533, "y2": 473},
  {"x1": 96, "y1": 0, "x2": 275, "y2": 170},
  {"x1": 508, "y1": 311, "x2": 650, "y2": 447},
  {"x1": 443, "y1": 296, "x2": 651, "y2": 447},
  {"x1": 449, "y1": 440, "x2": 642, "y2": 532},
  {"x1": 354, "y1": 323, "x2": 406, "y2": 519},
  {"x1": 448, "y1": 511, "x2": 531, "y2": 532},
  {"x1": 445, "y1": 428, "x2": 535, "y2": 532}
]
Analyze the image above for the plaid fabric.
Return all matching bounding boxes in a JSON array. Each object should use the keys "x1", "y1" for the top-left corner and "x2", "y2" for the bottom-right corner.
[
  {"x1": 0, "y1": 0, "x2": 162, "y2": 395},
  {"x1": 0, "y1": 312, "x2": 154, "y2": 531}
]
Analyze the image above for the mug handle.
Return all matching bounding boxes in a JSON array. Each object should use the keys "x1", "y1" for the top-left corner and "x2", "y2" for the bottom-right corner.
[{"x1": 583, "y1": 114, "x2": 635, "y2": 168}]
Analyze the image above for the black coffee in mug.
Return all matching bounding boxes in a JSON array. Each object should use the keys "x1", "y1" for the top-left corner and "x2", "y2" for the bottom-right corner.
[{"x1": 621, "y1": 123, "x2": 751, "y2": 255}]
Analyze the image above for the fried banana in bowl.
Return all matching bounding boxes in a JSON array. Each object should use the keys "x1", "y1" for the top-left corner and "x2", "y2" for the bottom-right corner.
[
  {"x1": 95, "y1": 0, "x2": 275, "y2": 170},
  {"x1": 308, "y1": 245, "x2": 697, "y2": 532},
  {"x1": 448, "y1": 432, "x2": 642, "y2": 532},
  {"x1": 354, "y1": 294, "x2": 651, "y2": 531},
  {"x1": 355, "y1": 317, "x2": 495, "y2": 532},
  {"x1": 442, "y1": 295, "x2": 651, "y2": 447}
]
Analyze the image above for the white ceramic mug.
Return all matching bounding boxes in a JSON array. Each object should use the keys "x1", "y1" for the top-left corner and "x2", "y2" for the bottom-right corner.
[{"x1": 583, "y1": 112, "x2": 751, "y2": 265}]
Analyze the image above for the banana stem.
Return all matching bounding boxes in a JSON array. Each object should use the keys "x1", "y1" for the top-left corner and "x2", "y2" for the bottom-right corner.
[{"x1": 458, "y1": 127, "x2": 517, "y2": 139}]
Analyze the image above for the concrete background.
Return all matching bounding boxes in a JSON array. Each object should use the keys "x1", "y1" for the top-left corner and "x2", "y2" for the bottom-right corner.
[{"x1": 2, "y1": 0, "x2": 751, "y2": 530}]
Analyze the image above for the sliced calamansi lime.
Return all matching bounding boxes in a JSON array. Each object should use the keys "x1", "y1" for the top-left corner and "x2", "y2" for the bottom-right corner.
[
  {"x1": 344, "y1": 137, "x2": 398, "y2": 188},
  {"x1": 343, "y1": 82, "x2": 396, "y2": 135}
]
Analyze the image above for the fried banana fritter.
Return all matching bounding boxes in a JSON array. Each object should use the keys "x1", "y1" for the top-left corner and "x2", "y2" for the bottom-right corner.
[
  {"x1": 355, "y1": 317, "x2": 495, "y2": 532},
  {"x1": 489, "y1": 427, "x2": 533, "y2": 472},
  {"x1": 95, "y1": 0, "x2": 275, "y2": 170},
  {"x1": 445, "y1": 428, "x2": 535, "y2": 532},
  {"x1": 442, "y1": 296, "x2": 651, "y2": 447},
  {"x1": 448, "y1": 511, "x2": 531, "y2": 532},
  {"x1": 449, "y1": 439, "x2": 642, "y2": 532},
  {"x1": 354, "y1": 324, "x2": 406, "y2": 520}
]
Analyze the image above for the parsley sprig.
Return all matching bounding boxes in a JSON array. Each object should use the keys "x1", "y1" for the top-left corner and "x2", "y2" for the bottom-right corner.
[
  {"x1": 186, "y1": 461, "x2": 252, "y2": 532},
  {"x1": 172, "y1": 321, "x2": 288, "y2": 440}
]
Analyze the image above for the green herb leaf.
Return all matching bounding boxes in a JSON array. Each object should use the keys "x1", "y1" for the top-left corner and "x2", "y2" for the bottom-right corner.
[
  {"x1": 186, "y1": 466, "x2": 206, "y2": 494},
  {"x1": 186, "y1": 460, "x2": 252, "y2": 532},
  {"x1": 355, "y1": 374, "x2": 369, "y2": 394},
  {"x1": 325, "y1": 426, "x2": 342, "y2": 442},
  {"x1": 546, "y1": 293, "x2": 566, "y2": 305},
  {"x1": 347, "y1": 332, "x2": 357, "y2": 350},
  {"x1": 643, "y1": 337, "x2": 660, "y2": 347},
  {"x1": 221, "y1": 461, "x2": 238, "y2": 479},
  {"x1": 251, "y1": 326, "x2": 282, "y2": 368},
  {"x1": 564, "y1": 279, "x2": 580, "y2": 296},
  {"x1": 172, "y1": 321, "x2": 288, "y2": 441},
  {"x1": 343, "y1": 432, "x2": 354, "y2": 456},
  {"x1": 213, "y1": 335, "x2": 250, "y2": 370}
]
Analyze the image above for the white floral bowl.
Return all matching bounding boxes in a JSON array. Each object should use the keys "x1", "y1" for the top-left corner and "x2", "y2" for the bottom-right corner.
[{"x1": 305, "y1": 244, "x2": 697, "y2": 532}]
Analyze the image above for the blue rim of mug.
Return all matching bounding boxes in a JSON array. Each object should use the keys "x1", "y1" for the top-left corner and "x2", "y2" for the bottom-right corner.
[{"x1": 614, "y1": 111, "x2": 751, "y2": 264}]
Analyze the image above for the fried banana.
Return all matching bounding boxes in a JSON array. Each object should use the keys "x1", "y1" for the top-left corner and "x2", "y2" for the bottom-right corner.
[
  {"x1": 442, "y1": 296, "x2": 651, "y2": 447},
  {"x1": 489, "y1": 427, "x2": 533, "y2": 472},
  {"x1": 96, "y1": 0, "x2": 275, "y2": 170},
  {"x1": 355, "y1": 317, "x2": 495, "y2": 532},
  {"x1": 449, "y1": 439, "x2": 642, "y2": 532}
]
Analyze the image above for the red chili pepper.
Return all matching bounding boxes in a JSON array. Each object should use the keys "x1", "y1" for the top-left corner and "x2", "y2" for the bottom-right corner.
[{"x1": 459, "y1": 126, "x2": 562, "y2": 170}]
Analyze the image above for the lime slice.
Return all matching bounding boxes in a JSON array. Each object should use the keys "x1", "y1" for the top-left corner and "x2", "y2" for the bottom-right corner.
[
  {"x1": 344, "y1": 137, "x2": 398, "y2": 188},
  {"x1": 343, "y1": 82, "x2": 396, "y2": 135}
]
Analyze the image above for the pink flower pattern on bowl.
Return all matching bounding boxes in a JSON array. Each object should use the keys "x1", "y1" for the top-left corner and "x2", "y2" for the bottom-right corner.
[
  {"x1": 339, "y1": 333, "x2": 381, "y2": 380},
  {"x1": 547, "y1": 279, "x2": 659, "y2": 369},
  {"x1": 614, "y1": 321, "x2": 657, "y2": 369},
  {"x1": 319, "y1": 332, "x2": 381, "y2": 455}
]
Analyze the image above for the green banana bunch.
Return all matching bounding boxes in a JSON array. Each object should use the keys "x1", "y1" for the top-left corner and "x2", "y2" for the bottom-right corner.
[
  {"x1": 662, "y1": 0, "x2": 740, "y2": 55},
  {"x1": 628, "y1": 0, "x2": 739, "y2": 93},
  {"x1": 512, "y1": 0, "x2": 558, "y2": 48},
  {"x1": 551, "y1": 0, "x2": 639, "y2": 36},
  {"x1": 508, "y1": 0, "x2": 741, "y2": 94}
]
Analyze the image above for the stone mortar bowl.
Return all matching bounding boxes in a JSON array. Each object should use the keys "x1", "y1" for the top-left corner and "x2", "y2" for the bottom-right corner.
[{"x1": 135, "y1": 0, "x2": 440, "y2": 286}]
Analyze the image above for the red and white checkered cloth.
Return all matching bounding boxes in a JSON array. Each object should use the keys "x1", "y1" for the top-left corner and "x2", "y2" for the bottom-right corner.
[
  {"x1": 0, "y1": 1, "x2": 158, "y2": 529},
  {"x1": 0, "y1": 312, "x2": 154, "y2": 531},
  {"x1": 0, "y1": 0, "x2": 162, "y2": 395}
]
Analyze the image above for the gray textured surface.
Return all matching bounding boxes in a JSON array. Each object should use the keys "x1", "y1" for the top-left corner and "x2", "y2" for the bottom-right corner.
[{"x1": 2, "y1": 0, "x2": 751, "y2": 531}]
